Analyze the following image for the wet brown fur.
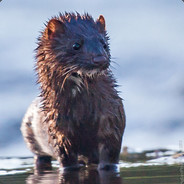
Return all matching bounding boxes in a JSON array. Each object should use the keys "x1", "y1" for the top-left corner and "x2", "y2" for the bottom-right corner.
[{"x1": 21, "y1": 12, "x2": 126, "y2": 169}]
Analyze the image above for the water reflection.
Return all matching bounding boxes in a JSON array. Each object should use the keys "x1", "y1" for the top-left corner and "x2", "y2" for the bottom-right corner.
[{"x1": 26, "y1": 168, "x2": 123, "y2": 184}]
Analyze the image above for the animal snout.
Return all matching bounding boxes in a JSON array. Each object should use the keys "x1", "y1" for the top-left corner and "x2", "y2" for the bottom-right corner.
[{"x1": 92, "y1": 56, "x2": 108, "y2": 66}]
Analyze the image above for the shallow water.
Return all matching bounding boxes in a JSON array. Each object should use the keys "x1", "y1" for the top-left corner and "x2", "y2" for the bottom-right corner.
[{"x1": 0, "y1": 157, "x2": 182, "y2": 184}]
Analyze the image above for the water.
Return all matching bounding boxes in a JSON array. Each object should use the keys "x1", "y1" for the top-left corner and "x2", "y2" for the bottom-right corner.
[{"x1": 0, "y1": 157, "x2": 181, "y2": 184}]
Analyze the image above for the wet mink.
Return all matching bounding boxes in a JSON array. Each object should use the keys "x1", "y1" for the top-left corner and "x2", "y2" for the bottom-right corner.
[{"x1": 21, "y1": 12, "x2": 126, "y2": 171}]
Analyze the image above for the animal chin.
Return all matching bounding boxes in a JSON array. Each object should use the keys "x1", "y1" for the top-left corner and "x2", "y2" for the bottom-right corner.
[
  {"x1": 76, "y1": 63, "x2": 109, "y2": 77},
  {"x1": 75, "y1": 68, "x2": 106, "y2": 78}
]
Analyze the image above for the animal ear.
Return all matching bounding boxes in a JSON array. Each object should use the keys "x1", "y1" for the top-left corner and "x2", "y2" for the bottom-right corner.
[
  {"x1": 96, "y1": 15, "x2": 106, "y2": 33},
  {"x1": 46, "y1": 19, "x2": 65, "y2": 39}
]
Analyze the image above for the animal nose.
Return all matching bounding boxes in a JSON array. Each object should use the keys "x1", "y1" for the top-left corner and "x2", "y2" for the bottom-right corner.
[{"x1": 93, "y1": 56, "x2": 108, "y2": 66}]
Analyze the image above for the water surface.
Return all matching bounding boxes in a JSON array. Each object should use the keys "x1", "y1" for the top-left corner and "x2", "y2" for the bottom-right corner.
[{"x1": 0, "y1": 157, "x2": 181, "y2": 184}]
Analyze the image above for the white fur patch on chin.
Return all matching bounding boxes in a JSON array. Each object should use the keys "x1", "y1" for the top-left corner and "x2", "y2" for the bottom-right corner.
[
  {"x1": 69, "y1": 69, "x2": 106, "y2": 97},
  {"x1": 68, "y1": 75, "x2": 83, "y2": 97},
  {"x1": 69, "y1": 75, "x2": 83, "y2": 89},
  {"x1": 77, "y1": 69, "x2": 105, "y2": 78}
]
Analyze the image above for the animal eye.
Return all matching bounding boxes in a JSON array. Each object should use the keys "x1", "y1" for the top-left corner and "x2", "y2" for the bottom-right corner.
[
  {"x1": 100, "y1": 39, "x2": 107, "y2": 49},
  {"x1": 103, "y1": 43, "x2": 107, "y2": 49},
  {"x1": 73, "y1": 42, "x2": 81, "y2": 50}
]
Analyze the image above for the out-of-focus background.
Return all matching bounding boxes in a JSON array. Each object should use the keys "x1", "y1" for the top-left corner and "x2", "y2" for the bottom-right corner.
[{"x1": 0, "y1": 0, "x2": 184, "y2": 156}]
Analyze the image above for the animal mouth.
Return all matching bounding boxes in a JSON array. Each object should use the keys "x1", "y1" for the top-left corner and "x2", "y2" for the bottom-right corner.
[
  {"x1": 69, "y1": 56, "x2": 109, "y2": 79},
  {"x1": 71, "y1": 66, "x2": 107, "y2": 79}
]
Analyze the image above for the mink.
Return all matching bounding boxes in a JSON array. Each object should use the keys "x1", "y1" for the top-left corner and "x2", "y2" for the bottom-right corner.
[{"x1": 21, "y1": 12, "x2": 126, "y2": 171}]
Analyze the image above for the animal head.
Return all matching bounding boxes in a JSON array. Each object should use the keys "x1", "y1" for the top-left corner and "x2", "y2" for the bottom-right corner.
[{"x1": 36, "y1": 13, "x2": 110, "y2": 79}]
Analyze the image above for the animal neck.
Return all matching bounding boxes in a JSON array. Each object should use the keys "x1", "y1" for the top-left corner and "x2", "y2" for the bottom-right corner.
[{"x1": 40, "y1": 73, "x2": 97, "y2": 118}]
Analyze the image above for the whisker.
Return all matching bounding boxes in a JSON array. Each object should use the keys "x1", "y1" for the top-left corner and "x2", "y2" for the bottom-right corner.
[
  {"x1": 62, "y1": 66, "x2": 78, "y2": 76},
  {"x1": 109, "y1": 64, "x2": 116, "y2": 70},
  {"x1": 111, "y1": 60, "x2": 120, "y2": 67},
  {"x1": 60, "y1": 67, "x2": 79, "y2": 90},
  {"x1": 61, "y1": 73, "x2": 72, "y2": 90}
]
